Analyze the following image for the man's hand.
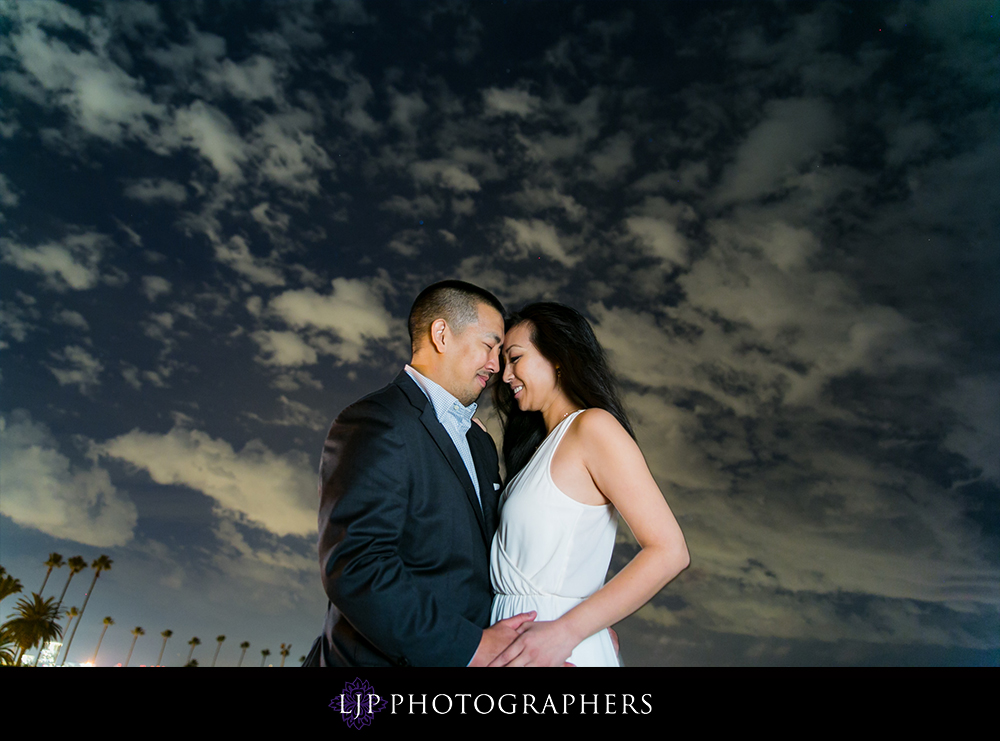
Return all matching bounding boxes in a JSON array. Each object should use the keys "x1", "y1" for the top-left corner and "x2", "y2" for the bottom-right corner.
[
  {"x1": 468, "y1": 612, "x2": 535, "y2": 667},
  {"x1": 487, "y1": 619, "x2": 579, "y2": 667}
]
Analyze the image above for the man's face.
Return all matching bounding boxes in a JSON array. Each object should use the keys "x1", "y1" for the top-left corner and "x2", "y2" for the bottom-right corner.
[{"x1": 442, "y1": 303, "x2": 504, "y2": 406}]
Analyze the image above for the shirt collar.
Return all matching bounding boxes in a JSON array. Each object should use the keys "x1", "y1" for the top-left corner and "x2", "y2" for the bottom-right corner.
[{"x1": 404, "y1": 364, "x2": 478, "y2": 426}]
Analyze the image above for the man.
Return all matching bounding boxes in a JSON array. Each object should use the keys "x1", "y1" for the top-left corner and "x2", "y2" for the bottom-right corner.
[{"x1": 309, "y1": 280, "x2": 534, "y2": 666}]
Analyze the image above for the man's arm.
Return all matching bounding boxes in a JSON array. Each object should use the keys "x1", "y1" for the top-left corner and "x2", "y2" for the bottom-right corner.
[{"x1": 319, "y1": 398, "x2": 484, "y2": 666}]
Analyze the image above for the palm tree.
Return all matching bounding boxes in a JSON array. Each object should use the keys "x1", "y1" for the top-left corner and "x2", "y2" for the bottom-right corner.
[
  {"x1": 184, "y1": 658, "x2": 199, "y2": 667},
  {"x1": 91, "y1": 616, "x2": 114, "y2": 665},
  {"x1": 5, "y1": 593, "x2": 62, "y2": 666},
  {"x1": 0, "y1": 573, "x2": 23, "y2": 604},
  {"x1": 37, "y1": 604, "x2": 78, "y2": 666},
  {"x1": 211, "y1": 635, "x2": 226, "y2": 667},
  {"x1": 279, "y1": 642, "x2": 291, "y2": 667},
  {"x1": 156, "y1": 630, "x2": 173, "y2": 666},
  {"x1": 0, "y1": 626, "x2": 17, "y2": 666},
  {"x1": 63, "y1": 605, "x2": 81, "y2": 633},
  {"x1": 38, "y1": 553, "x2": 64, "y2": 596},
  {"x1": 186, "y1": 636, "x2": 201, "y2": 664},
  {"x1": 260, "y1": 648, "x2": 270, "y2": 667},
  {"x1": 53, "y1": 556, "x2": 87, "y2": 616},
  {"x1": 124, "y1": 626, "x2": 144, "y2": 667},
  {"x1": 237, "y1": 641, "x2": 250, "y2": 667},
  {"x1": 60, "y1": 555, "x2": 112, "y2": 666}
]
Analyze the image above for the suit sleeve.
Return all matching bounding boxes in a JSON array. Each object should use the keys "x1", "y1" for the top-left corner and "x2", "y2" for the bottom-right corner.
[{"x1": 318, "y1": 398, "x2": 483, "y2": 666}]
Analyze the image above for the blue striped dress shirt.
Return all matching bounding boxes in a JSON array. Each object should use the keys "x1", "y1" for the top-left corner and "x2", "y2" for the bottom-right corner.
[{"x1": 404, "y1": 364, "x2": 482, "y2": 506}]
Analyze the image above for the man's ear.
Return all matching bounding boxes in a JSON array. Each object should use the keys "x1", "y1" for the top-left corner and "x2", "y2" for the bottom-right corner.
[{"x1": 430, "y1": 318, "x2": 448, "y2": 353}]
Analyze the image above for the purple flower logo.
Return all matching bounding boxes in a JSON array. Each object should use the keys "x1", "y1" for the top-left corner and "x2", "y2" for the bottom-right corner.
[{"x1": 329, "y1": 678, "x2": 387, "y2": 729}]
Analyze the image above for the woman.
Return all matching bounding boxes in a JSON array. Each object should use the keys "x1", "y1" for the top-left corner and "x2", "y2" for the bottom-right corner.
[{"x1": 489, "y1": 302, "x2": 689, "y2": 667}]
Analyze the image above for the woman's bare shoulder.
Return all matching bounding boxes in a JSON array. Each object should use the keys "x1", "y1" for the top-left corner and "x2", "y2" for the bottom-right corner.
[
  {"x1": 576, "y1": 407, "x2": 625, "y2": 430},
  {"x1": 573, "y1": 408, "x2": 633, "y2": 446}
]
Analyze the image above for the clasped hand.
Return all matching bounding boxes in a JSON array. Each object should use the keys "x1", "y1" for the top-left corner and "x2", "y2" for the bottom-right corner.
[{"x1": 488, "y1": 619, "x2": 578, "y2": 667}]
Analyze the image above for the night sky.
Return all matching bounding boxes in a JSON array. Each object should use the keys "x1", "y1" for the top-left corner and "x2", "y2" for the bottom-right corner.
[{"x1": 1, "y1": 0, "x2": 997, "y2": 667}]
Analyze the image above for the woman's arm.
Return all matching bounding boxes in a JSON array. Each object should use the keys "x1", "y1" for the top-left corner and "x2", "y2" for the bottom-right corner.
[{"x1": 489, "y1": 408, "x2": 689, "y2": 666}]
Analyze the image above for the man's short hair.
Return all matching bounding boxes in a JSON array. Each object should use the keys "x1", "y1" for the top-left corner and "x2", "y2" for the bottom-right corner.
[{"x1": 408, "y1": 280, "x2": 505, "y2": 352}]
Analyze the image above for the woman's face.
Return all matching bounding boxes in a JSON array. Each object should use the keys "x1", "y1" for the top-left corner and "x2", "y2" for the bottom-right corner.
[{"x1": 501, "y1": 322, "x2": 559, "y2": 412}]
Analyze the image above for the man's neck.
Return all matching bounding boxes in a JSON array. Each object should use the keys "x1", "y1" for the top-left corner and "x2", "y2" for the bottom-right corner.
[{"x1": 407, "y1": 360, "x2": 445, "y2": 390}]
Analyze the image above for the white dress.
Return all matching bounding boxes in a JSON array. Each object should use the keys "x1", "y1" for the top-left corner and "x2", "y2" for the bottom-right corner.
[{"x1": 490, "y1": 410, "x2": 620, "y2": 666}]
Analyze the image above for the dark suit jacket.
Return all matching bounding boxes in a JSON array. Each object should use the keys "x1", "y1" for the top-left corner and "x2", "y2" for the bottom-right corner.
[{"x1": 316, "y1": 371, "x2": 501, "y2": 667}]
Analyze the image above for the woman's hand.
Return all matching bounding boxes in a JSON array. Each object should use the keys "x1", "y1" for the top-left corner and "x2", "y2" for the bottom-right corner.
[{"x1": 487, "y1": 619, "x2": 579, "y2": 667}]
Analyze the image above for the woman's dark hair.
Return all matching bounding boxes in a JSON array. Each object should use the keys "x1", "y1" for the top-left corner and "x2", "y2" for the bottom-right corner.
[{"x1": 492, "y1": 302, "x2": 634, "y2": 481}]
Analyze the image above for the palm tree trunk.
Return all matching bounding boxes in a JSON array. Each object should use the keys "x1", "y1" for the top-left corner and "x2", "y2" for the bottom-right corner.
[
  {"x1": 124, "y1": 635, "x2": 138, "y2": 667},
  {"x1": 212, "y1": 644, "x2": 222, "y2": 667},
  {"x1": 39, "y1": 609, "x2": 74, "y2": 668},
  {"x1": 52, "y1": 570, "x2": 77, "y2": 617},
  {"x1": 237, "y1": 646, "x2": 247, "y2": 667},
  {"x1": 157, "y1": 637, "x2": 169, "y2": 666},
  {"x1": 92, "y1": 623, "x2": 110, "y2": 665},
  {"x1": 39, "y1": 568, "x2": 53, "y2": 596},
  {"x1": 60, "y1": 570, "x2": 99, "y2": 666}
]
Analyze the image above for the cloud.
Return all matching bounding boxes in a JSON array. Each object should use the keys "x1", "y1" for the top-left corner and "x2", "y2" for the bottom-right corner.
[
  {"x1": 389, "y1": 88, "x2": 429, "y2": 135},
  {"x1": 98, "y1": 425, "x2": 317, "y2": 537},
  {"x1": 170, "y1": 101, "x2": 247, "y2": 179},
  {"x1": 942, "y1": 375, "x2": 1000, "y2": 482},
  {"x1": 250, "y1": 202, "x2": 291, "y2": 231},
  {"x1": 386, "y1": 228, "x2": 429, "y2": 257},
  {"x1": 123, "y1": 178, "x2": 188, "y2": 204},
  {"x1": 47, "y1": 344, "x2": 103, "y2": 393},
  {"x1": 1, "y1": 231, "x2": 111, "y2": 291},
  {"x1": 715, "y1": 98, "x2": 838, "y2": 205},
  {"x1": 52, "y1": 308, "x2": 89, "y2": 330},
  {"x1": 0, "y1": 173, "x2": 19, "y2": 207},
  {"x1": 120, "y1": 363, "x2": 143, "y2": 390},
  {"x1": 502, "y1": 218, "x2": 578, "y2": 266},
  {"x1": 252, "y1": 111, "x2": 333, "y2": 194},
  {"x1": 141, "y1": 275, "x2": 173, "y2": 302},
  {"x1": 684, "y1": 215, "x2": 940, "y2": 406},
  {"x1": 6, "y1": 12, "x2": 167, "y2": 145},
  {"x1": 516, "y1": 89, "x2": 604, "y2": 163},
  {"x1": 0, "y1": 410, "x2": 136, "y2": 546},
  {"x1": 270, "y1": 369, "x2": 323, "y2": 392},
  {"x1": 245, "y1": 395, "x2": 328, "y2": 431},
  {"x1": 145, "y1": 26, "x2": 226, "y2": 76},
  {"x1": 268, "y1": 276, "x2": 398, "y2": 364},
  {"x1": 213, "y1": 235, "x2": 285, "y2": 287},
  {"x1": 589, "y1": 131, "x2": 634, "y2": 180},
  {"x1": 509, "y1": 187, "x2": 586, "y2": 221},
  {"x1": 141, "y1": 311, "x2": 182, "y2": 360},
  {"x1": 623, "y1": 217, "x2": 688, "y2": 266},
  {"x1": 482, "y1": 86, "x2": 542, "y2": 118},
  {"x1": 329, "y1": 58, "x2": 380, "y2": 135},
  {"x1": 0, "y1": 299, "x2": 39, "y2": 345},
  {"x1": 205, "y1": 54, "x2": 281, "y2": 102},
  {"x1": 380, "y1": 194, "x2": 445, "y2": 220},
  {"x1": 410, "y1": 159, "x2": 482, "y2": 192},
  {"x1": 626, "y1": 391, "x2": 739, "y2": 492},
  {"x1": 251, "y1": 330, "x2": 318, "y2": 367},
  {"x1": 210, "y1": 517, "x2": 316, "y2": 588}
]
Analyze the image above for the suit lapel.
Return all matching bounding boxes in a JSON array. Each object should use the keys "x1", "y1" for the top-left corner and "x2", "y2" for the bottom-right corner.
[
  {"x1": 469, "y1": 428, "x2": 499, "y2": 537},
  {"x1": 395, "y1": 372, "x2": 489, "y2": 540}
]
